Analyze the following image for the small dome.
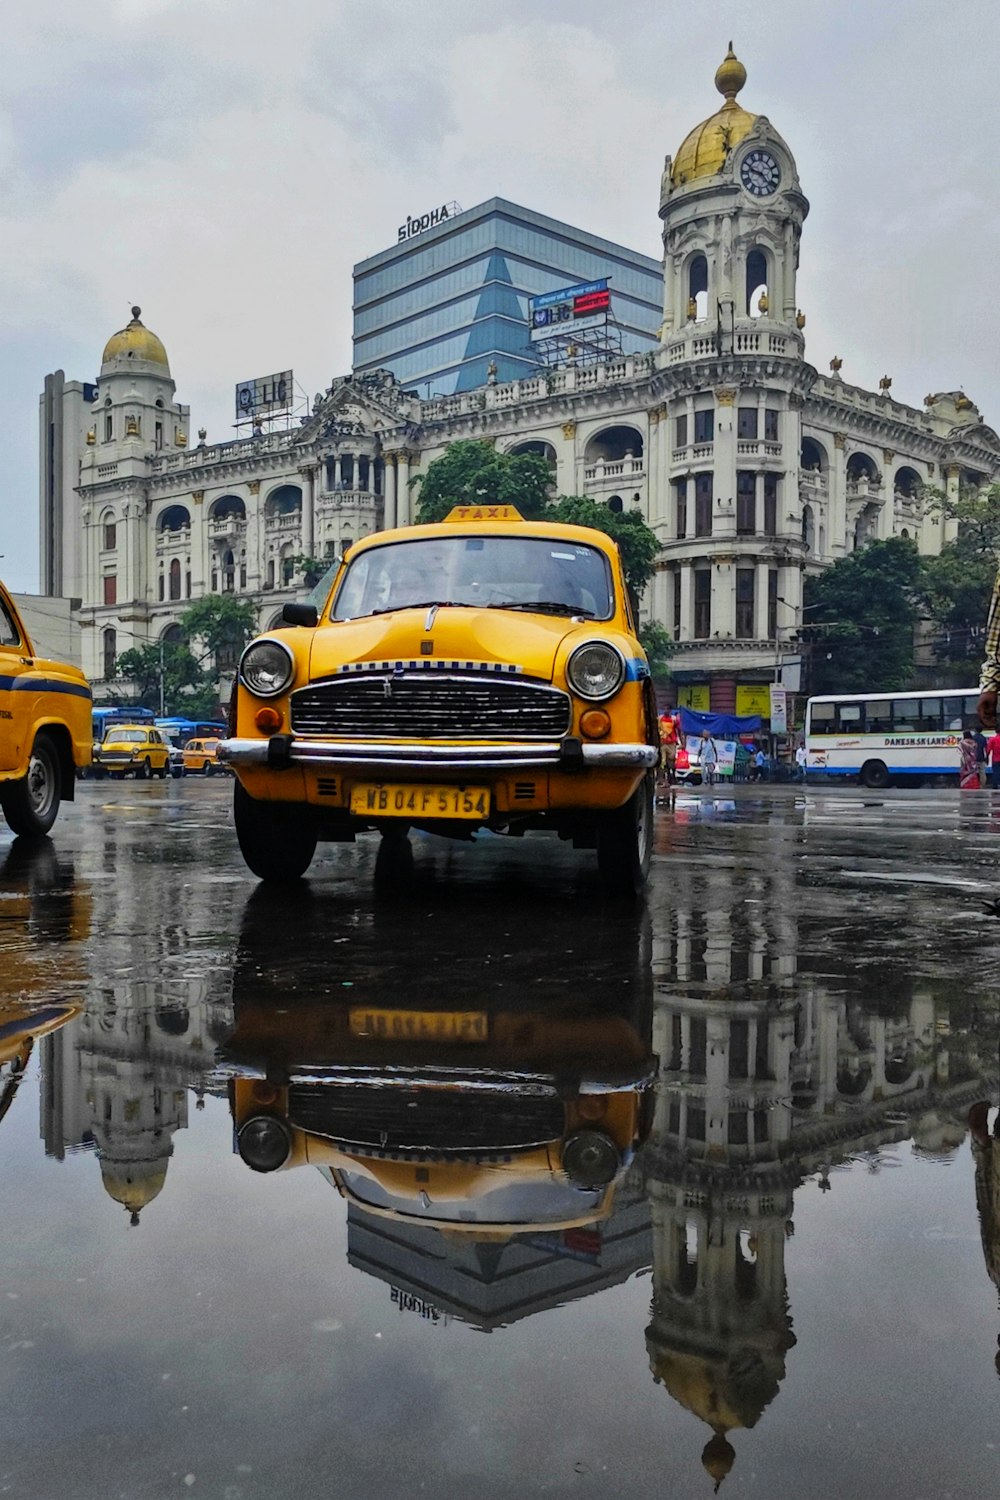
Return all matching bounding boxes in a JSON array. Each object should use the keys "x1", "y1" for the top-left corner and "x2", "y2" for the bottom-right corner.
[
  {"x1": 102, "y1": 306, "x2": 170, "y2": 372},
  {"x1": 671, "y1": 45, "x2": 757, "y2": 186}
]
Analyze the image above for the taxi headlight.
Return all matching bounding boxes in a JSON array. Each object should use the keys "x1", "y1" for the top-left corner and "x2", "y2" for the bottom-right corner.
[
  {"x1": 237, "y1": 1115, "x2": 292, "y2": 1173},
  {"x1": 239, "y1": 640, "x2": 295, "y2": 699},
  {"x1": 566, "y1": 641, "x2": 626, "y2": 702},
  {"x1": 562, "y1": 1130, "x2": 621, "y2": 1189}
]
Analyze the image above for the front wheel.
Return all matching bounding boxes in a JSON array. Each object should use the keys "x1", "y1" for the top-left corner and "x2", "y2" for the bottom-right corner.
[
  {"x1": 233, "y1": 781, "x2": 317, "y2": 882},
  {"x1": 859, "y1": 759, "x2": 889, "y2": 789},
  {"x1": 202, "y1": 760, "x2": 212, "y2": 776},
  {"x1": 136, "y1": 758, "x2": 152, "y2": 781},
  {"x1": 596, "y1": 773, "x2": 654, "y2": 897},
  {"x1": 0, "y1": 731, "x2": 61, "y2": 838}
]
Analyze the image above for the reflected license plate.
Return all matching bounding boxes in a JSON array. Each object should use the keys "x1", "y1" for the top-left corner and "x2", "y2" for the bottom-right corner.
[
  {"x1": 349, "y1": 783, "x2": 490, "y2": 819},
  {"x1": 349, "y1": 1008, "x2": 488, "y2": 1043}
]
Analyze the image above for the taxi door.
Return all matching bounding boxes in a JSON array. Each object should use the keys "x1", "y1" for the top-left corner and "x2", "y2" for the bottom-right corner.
[{"x1": 0, "y1": 589, "x2": 33, "y2": 775}]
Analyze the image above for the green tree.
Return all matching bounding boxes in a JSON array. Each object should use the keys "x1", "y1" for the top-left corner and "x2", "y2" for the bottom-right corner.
[
  {"x1": 921, "y1": 483, "x2": 1000, "y2": 681},
  {"x1": 803, "y1": 537, "x2": 923, "y2": 694},
  {"x1": 413, "y1": 440, "x2": 554, "y2": 521},
  {"x1": 113, "y1": 641, "x2": 214, "y2": 716},
  {"x1": 179, "y1": 595, "x2": 258, "y2": 671},
  {"x1": 638, "y1": 620, "x2": 672, "y2": 679}
]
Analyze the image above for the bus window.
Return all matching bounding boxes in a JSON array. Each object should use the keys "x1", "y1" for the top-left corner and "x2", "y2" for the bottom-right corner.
[
  {"x1": 891, "y1": 699, "x2": 920, "y2": 731},
  {"x1": 809, "y1": 702, "x2": 835, "y2": 734},
  {"x1": 918, "y1": 698, "x2": 942, "y2": 732},
  {"x1": 837, "y1": 703, "x2": 862, "y2": 732},
  {"x1": 863, "y1": 701, "x2": 892, "y2": 733},
  {"x1": 962, "y1": 694, "x2": 980, "y2": 722}
]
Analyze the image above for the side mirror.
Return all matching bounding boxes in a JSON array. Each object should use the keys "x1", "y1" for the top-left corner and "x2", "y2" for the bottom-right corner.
[{"x1": 280, "y1": 603, "x2": 318, "y2": 628}]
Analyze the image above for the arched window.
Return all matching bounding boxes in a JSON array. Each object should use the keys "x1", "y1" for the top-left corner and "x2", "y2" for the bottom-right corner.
[
  {"x1": 104, "y1": 398, "x2": 113, "y2": 443},
  {"x1": 894, "y1": 466, "x2": 922, "y2": 499},
  {"x1": 688, "y1": 254, "x2": 708, "y2": 321},
  {"x1": 102, "y1": 518, "x2": 117, "y2": 550},
  {"x1": 169, "y1": 558, "x2": 181, "y2": 600},
  {"x1": 746, "y1": 247, "x2": 768, "y2": 317},
  {"x1": 102, "y1": 628, "x2": 117, "y2": 680},
  {"x1": 800, "y1": 436, "x2": 827, "y2": 472},
  {"x1": 158, "y1": 504, "x2": 191, "y2": 533},
  {"x1": 847, "y1": 453, "x2": 880, "y2": 485},
  {"x1": 158, "y1": 570, "x2": 164, "y2": 602},
  {"x1": 584, "y1": 425, "x2": 645, "y2": 466},
  {"x1": 161, "y1": 623, "x2": 183, "y2": 644},
  {"x1": 222, "y1": 549, "x2": 235, "y2": 593},
  {"x1": 265, "y1": 484, "x2": 303, "y2": 519},
  {"x1": 607, "y1": 495, "x2": 623, "y2": 513},
  {"x1": 210, "y1": 494, "x2": 247, "y2": 523},
  {"x1": 507, "y1": 439, "x2": 557, "y2": 465},
  {"x1": 266, "y1": 559, "x2": 275, "y2": 589},
  {"x1": 239, "y1": 552, "x2": 247, "y2": 590},
  {"x1": 802, "y1": 504, "x2": 815, "y2": 551}
]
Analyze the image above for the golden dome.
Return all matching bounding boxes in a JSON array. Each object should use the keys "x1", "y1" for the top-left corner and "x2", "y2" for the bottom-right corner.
[
  {"x1": 102, "y1": 306, "x2": 170, "y2": 371},
  {"x1": 671, "y1": 44, "x2": 757, "y2": 187},
  {"x1": 100, "y1": 1162, "x2": 168, "y2": 1224}
]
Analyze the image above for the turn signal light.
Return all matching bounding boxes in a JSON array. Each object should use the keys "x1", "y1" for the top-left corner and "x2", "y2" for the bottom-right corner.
[
  {"x1": 254, "y1": 706, "x2": 284, "y2": 732},
  {"x1": 580, "y1": 709, "x2": 611, "y2": 740}
]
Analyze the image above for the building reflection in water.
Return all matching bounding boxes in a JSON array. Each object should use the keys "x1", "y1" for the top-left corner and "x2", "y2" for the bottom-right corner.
[
  {"x1": 222, "y1": 886, "x2": 658, "y2": 1327},
  {"x1": 644, "y1": 850, "x2": 988, "y2": 1487}
]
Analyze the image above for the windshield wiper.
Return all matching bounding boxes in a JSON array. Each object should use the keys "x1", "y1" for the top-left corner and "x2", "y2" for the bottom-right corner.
[
  {"x1": 371, "y1": 600, "x2": 460, "y2": 615},
  {"x1": 486, "y1": 601, "x2": 596, "y2": 618}
]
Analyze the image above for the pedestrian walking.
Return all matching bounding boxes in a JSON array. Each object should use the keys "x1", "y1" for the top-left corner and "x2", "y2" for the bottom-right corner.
[
  {"x1": 698, "y1": 728, "x2": 719, "y2": 787},
  {"x1": 988, "y1": 727, "x2": 1000, "y2": 791},
  {"x1": 753, "y1": 746, "x2": 769, "y2": 782},
  {"x1": 795, "y1": 741, "x2": 807, "y2": 782},
  {"x1": 656, "y1": 711, "x2": 679, "y2": 805},
  {"x1": 960, "y1": 727, "x2": 981, "y2": 790},
  {"x1": 973, "y1": 726, "x2": 989, "y2": 787}
]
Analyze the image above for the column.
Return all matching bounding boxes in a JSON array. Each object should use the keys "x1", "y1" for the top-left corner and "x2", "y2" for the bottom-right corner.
[
  {"x1": 755, "y1": 560, "x2": 770, "y2": 640},
  {"x1": 713, "y1": 561, "x2": 736, "y2": 639},
  {"x1": 829, "y1": 435, "x2": 847, "y2": 557},
  {"x1": 944, "y1": 464, "x2": 961, "y2": 544},
  {"x1": 678, "y1": 561, "x2": 693, "y2": 642},
  {"x1": 300, "y1": 465, "x2": 315, "y2": 557},
  {"x1": 396, "y1": 452, "x2": 411, "y2": 526},
  {"x1": 383, "y1": 455, "x2": 397, "y2": 531}
]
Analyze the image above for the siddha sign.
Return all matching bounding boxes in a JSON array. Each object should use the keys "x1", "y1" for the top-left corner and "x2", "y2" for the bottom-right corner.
[{"x1": 397, "y1": 201, "x2": 461, "y2": 243}]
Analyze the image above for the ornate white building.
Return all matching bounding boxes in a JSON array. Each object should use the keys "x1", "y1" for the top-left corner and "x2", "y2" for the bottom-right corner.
[{"x1": 40, "y1": 48, "x2": 1000, "y2": 710}]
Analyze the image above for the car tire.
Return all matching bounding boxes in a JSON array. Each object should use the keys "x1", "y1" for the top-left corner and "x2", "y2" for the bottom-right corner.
[
  {"x1": 156, "y1": 764, "x2": 168, "y2": 779},
  {"x1": 202, "y1": 761, "x2": 212, "y2": 776},
  {"x1": 233, "y1": 780, "x2": 317, "y2": 882},
  {"x1": 596, "y1": 772, "x2": 654, "y2": 897},
  {"x1": 0, "y1": 731, "x2": 61, "y2": 838}
]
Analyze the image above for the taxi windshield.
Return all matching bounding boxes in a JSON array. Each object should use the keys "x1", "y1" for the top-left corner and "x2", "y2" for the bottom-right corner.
[
  {"x1": 105, "y1": 729, "x2": 148, "y2": 744},
  {"x1": 331, "y1": 535, "x2": 614, "y2": 622}
]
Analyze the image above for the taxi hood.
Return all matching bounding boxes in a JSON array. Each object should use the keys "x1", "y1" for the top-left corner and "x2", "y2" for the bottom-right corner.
[{"x1": 307, "y1": 607, "x2": 592, "y2": 682}]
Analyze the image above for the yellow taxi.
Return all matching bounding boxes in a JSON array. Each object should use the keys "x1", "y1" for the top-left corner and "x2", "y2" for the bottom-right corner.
[
  {"x1": 220, "y1": 506, "x2": 659, "y2": 893},
  {"x1": 0, "y1": 581, "x2": 92, "y2": 837},
  {"x1": 94, "y1": 723, "x2": 171, "y2": 779},
  {"x1": 181, "y1": 737, "x2": 224, "y2": 776}
]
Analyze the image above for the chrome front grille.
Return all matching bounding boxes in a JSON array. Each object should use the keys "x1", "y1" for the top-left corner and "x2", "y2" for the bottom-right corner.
[{"x1": 290, "y1": 672, "x2": 571, "y2": 740}]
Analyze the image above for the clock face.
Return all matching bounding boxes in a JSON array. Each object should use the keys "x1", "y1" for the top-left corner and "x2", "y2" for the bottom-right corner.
[{"x1": 740, "y1": 150, "x2": 781, "y2": 198}]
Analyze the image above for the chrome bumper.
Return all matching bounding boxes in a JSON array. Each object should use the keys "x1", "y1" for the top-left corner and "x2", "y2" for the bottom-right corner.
[{"x1": 217, "y1": 737, "x2": 658, "y2": 772}]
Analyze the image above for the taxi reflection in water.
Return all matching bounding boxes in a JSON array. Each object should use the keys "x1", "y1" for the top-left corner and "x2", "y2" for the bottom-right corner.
[
  {"x1": 0, "y1": 839, "x2": 84, "y2": 1127},
  {"x1": 223, "y1": 892, "x2": 656, "y2": 1235}
]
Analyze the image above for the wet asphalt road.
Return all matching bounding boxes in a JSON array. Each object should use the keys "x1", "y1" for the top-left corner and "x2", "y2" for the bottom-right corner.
[{"x1": 3, "y1": 778, "x2": 1000, "y2": 1500}]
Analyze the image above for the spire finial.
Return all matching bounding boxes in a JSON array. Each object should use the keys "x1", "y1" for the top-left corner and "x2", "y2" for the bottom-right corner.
[
  {"x1": 715, "y1": 44, "x2": 747, "y2": 106},
  {"x1": 130, "y1": 305, "x2": 142, "y2": 322}
]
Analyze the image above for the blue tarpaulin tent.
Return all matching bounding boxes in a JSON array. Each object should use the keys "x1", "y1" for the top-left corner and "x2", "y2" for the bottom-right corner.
[{"x1": 677, "y1": 707, "x2": 762, "y2": 738}]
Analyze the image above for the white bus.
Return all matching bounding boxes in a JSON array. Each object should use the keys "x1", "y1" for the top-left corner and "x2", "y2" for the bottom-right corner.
[{"x1": 805, "y1": 689, "x2": 980, "y2": 788}]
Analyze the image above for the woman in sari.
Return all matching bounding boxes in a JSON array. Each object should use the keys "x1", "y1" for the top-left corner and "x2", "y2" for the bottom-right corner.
[{"x1": 960, "y1": 728, "x2": 981, "y2": 789}]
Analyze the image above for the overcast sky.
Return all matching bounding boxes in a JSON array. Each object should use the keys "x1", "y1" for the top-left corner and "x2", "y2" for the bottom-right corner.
[{"x1": 2, "y1": 0, "x2": 998, "y2": 592}]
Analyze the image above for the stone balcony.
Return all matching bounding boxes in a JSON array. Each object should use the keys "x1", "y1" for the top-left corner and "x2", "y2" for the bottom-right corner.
[
  {"x1": 736, "y1": 439, "x2": 783, "y2": 459},
  {"x1": 798, "y1": 471, "x2": 829, "y2": 504},
  {"x1": 584, "y1": 458, "x2": 645, "y2": 492},
  {"x1": 208, "y1": 516, "x2": 247, "y2": 540}
]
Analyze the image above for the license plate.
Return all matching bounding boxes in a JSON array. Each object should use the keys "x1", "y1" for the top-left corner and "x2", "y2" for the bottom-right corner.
[
  {"x1": 349, "y1": 783, "x2": 490, "y2": 819},
  {"x1": 349, "y1": 1008, "x2": 488, "y2": 1042}
]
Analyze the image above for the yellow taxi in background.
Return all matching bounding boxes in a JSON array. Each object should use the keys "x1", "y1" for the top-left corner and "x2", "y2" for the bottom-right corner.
[
  {"x1": 94, "y1": 723, "x2": 171, "y2": 779},
  {"x1": 220, "y1": 506, "x2": 659, "y2": 893},
  {"x1": 0, "y1": 581, "x2": 92, "y2": 837},
  {"x1": 181, "y1": 737, "x2": 224, "y2": 776}
]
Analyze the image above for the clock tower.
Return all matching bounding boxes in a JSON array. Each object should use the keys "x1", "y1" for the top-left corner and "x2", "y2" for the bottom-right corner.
[{"x1": 659, "y1": 44, "x2": 809, "y2": 342}]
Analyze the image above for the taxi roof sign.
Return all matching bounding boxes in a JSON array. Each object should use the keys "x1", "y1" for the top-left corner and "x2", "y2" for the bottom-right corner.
[{"x1": 443, "y1": 505, "x2": 524, "y2": 523}]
